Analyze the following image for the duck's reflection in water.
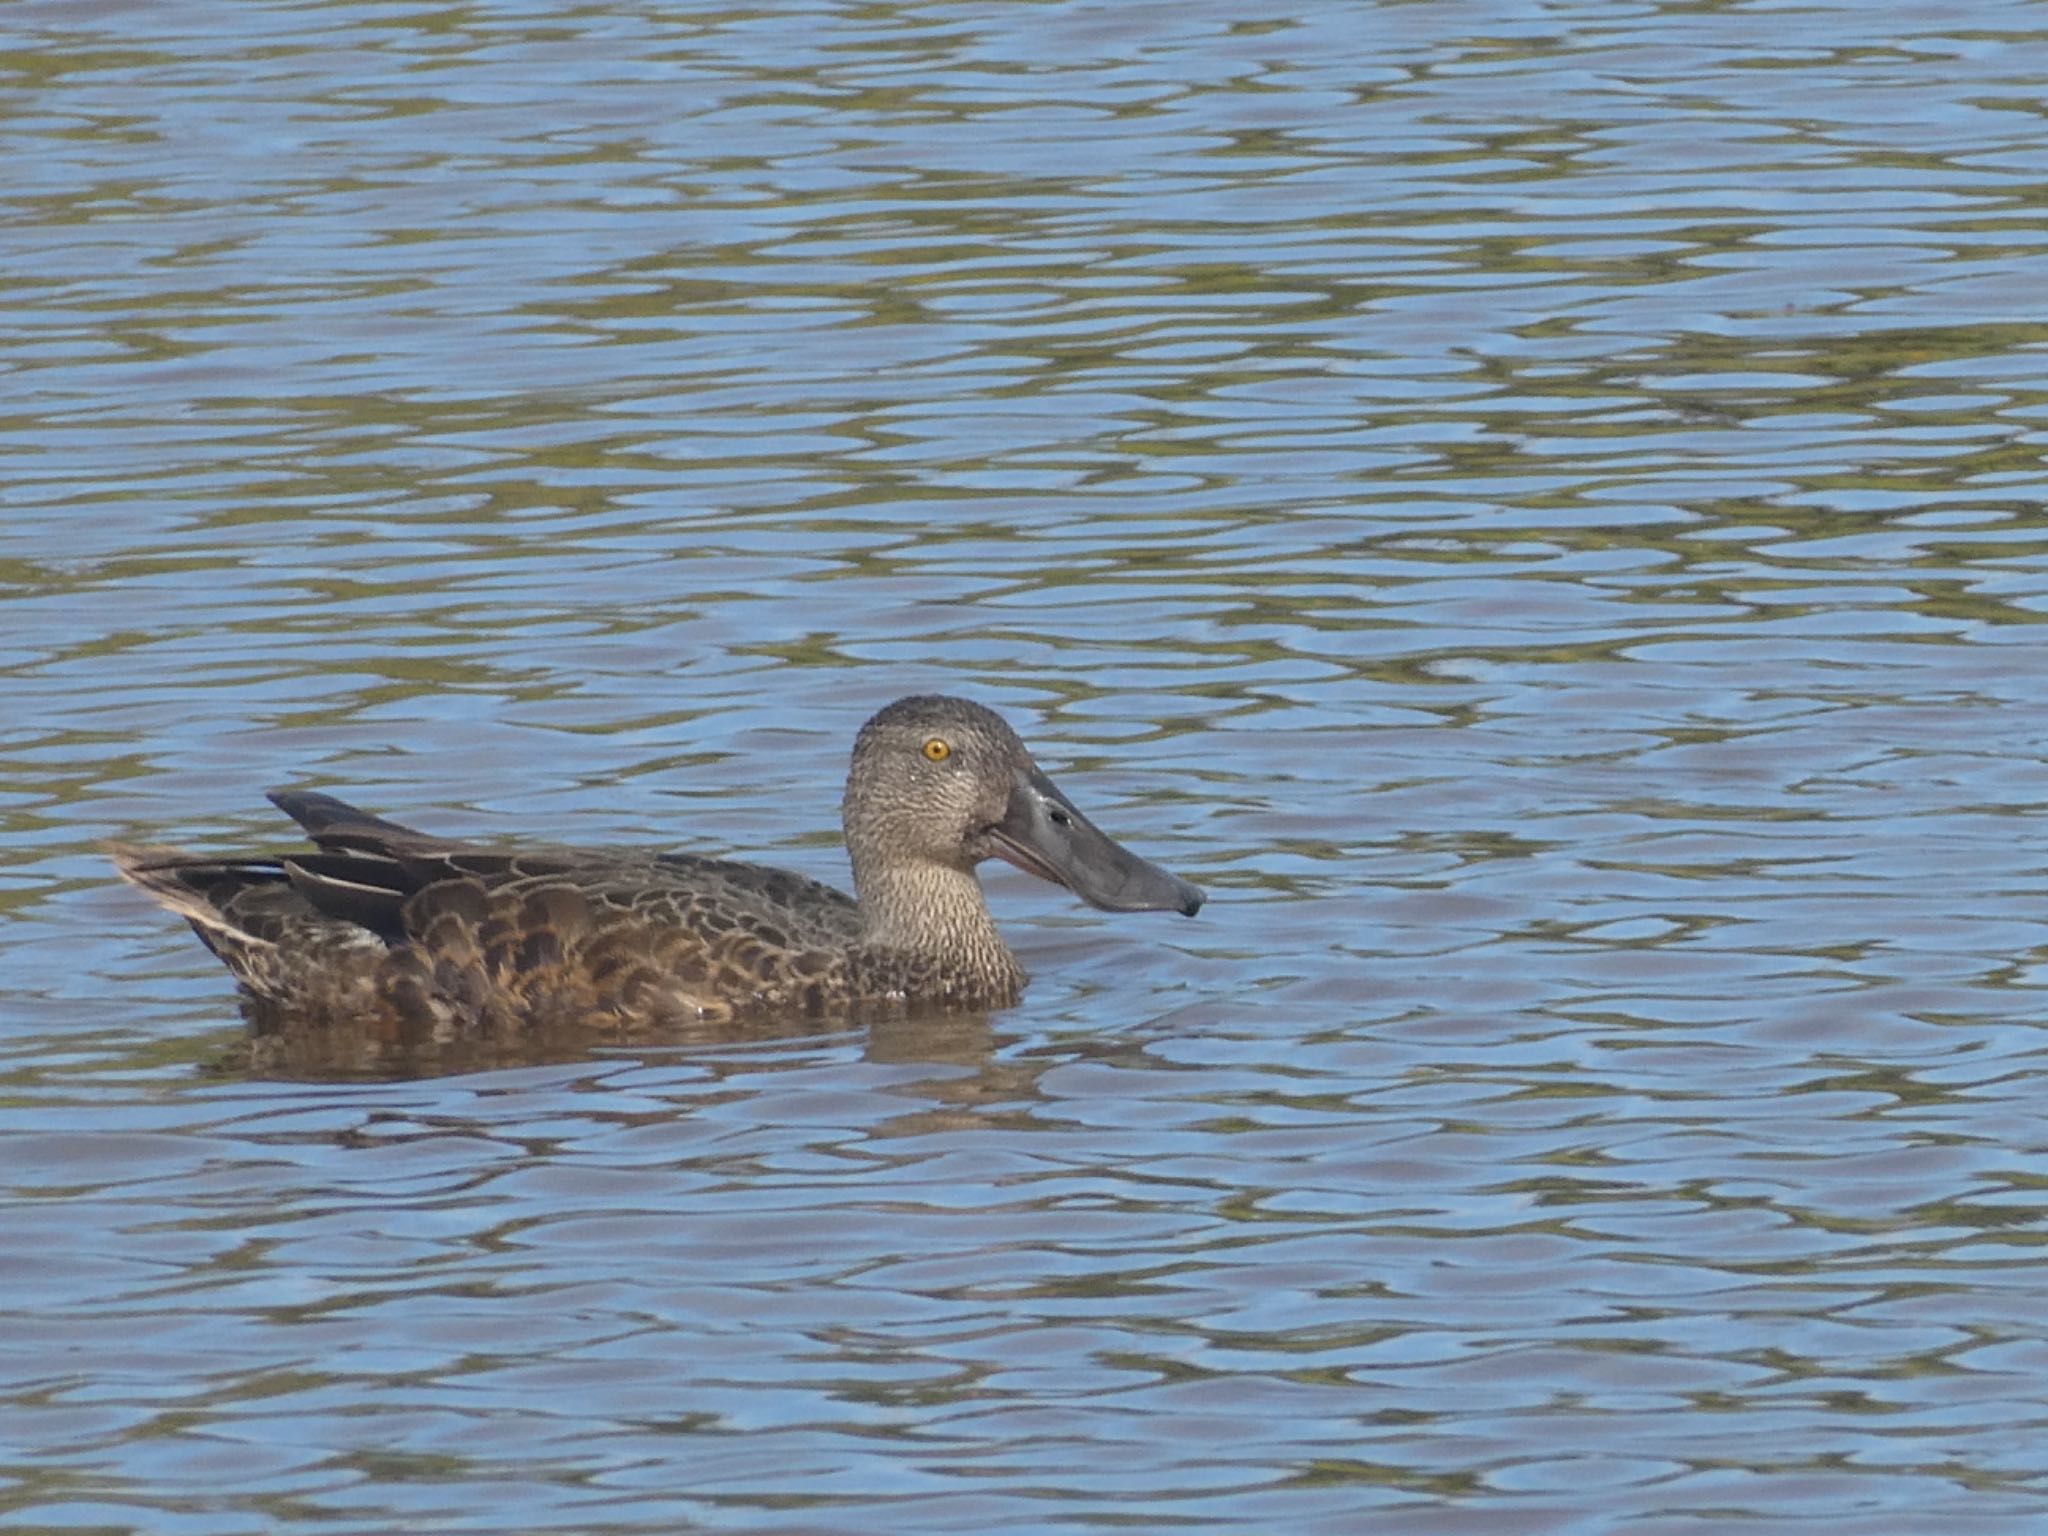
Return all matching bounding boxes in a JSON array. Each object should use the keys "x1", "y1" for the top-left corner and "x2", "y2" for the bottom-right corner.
[{"x1": 209, "y1": 1001, "x2": 1007, "y2": 1090}]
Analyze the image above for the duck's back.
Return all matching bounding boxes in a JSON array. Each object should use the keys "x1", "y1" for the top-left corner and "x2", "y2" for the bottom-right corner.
[{"x1": 115, "y1": 792, "x2": 880, "y2": 1034}]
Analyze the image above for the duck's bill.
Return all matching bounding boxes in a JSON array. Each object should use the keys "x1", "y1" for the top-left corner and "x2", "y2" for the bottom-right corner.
[{"x1": 988, "y1": 765, "x2": 1204, "y2": 917}]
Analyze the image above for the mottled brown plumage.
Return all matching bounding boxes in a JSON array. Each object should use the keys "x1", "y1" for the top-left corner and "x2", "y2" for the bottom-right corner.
[{"x1": 113, "y1": 696, "x2": 1203, "y2": 1041}]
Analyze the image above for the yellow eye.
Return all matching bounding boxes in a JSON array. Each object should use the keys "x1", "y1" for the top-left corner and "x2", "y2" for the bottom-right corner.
[{"x1": 922, "y1": 737, "x2": 952, "y2": 762}]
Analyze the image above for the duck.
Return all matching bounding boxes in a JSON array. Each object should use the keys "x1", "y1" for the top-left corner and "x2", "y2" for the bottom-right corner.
[{"x1": 113, "y1": 695, "x2": 1204, "y2": 1037}]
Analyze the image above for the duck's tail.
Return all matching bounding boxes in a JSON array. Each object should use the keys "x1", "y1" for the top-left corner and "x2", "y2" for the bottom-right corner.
[
  {"x1": 112, "y1": 842, "x2": 281, "y2": 950},
  {"x1": 111, "y1": 840, "x2": 389, "y2": 1007}
]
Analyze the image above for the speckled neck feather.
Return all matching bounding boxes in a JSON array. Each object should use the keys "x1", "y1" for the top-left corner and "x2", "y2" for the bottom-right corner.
[{"x1": 849, "y1": 856, "x2": 1023, "y2": 992}]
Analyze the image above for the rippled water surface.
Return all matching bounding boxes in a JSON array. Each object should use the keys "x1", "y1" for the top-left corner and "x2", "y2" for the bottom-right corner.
[{"x1": 9, "y1": 0, "x2": 2048, "y2": 1530}]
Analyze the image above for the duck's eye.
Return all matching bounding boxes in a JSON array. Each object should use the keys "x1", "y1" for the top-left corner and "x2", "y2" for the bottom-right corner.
[{"x1": 922, "y1": 737, "x2": 952, "y2": 762}]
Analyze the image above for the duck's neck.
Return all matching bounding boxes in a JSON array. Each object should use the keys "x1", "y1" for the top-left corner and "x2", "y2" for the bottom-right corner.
[{"x1": 851, "y1": 856, "x2": 1022, "y2": 986}]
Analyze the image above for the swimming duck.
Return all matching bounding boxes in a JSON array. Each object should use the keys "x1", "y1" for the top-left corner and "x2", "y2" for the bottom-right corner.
[{"x1": 113, "y1": 695, "x2": 1203, "y2": 1035}]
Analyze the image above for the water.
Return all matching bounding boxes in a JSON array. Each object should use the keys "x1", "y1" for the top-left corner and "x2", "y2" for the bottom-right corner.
[{"x1": 7, "y1": 0, "x2": 2048, "y2": 1529}]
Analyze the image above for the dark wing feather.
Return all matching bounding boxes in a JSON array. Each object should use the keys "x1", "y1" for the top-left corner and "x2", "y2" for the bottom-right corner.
[
  {"x1": 267, "y1": 788, "x2": 442, "y2": 853},
  {"x1": 280, "y1": 851, "x2": 416, "y2": 941}
]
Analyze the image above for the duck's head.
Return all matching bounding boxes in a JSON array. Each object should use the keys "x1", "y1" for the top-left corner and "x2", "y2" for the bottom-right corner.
[{"x1": 842, "y1": 695, "x2": 1204, "y2": 917}]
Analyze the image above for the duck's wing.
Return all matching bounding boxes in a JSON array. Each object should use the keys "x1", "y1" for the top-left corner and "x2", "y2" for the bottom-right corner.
[{"x1": 264, "y1": 788, "x2": 861, "y2": 944}]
